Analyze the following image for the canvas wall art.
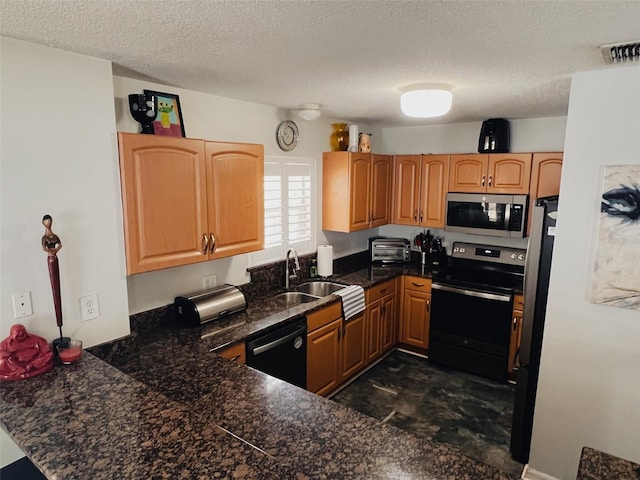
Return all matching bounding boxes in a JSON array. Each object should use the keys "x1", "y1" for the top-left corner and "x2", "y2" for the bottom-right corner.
[{"x1": 591, "y1": 164, "x2": 640, "y2": 310}]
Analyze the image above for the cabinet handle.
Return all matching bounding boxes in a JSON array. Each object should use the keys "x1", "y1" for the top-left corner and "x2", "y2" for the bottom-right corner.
[
  {"x1": 413, "y1": 210, "x2": 417, "y2": 221},
  {"x1": 209, "y1": 233, "x2": 216, "y2": 253},
  {"x1": 202, "y1": 234, "x2": 209, "y2": 254},
  {"x1": 488, "y1": 175, "x2": 493, "y2": 187},
  {"x1": 513, "y1": 317, "x2": 517, "y2": 331},
  {"x1": 419, "y1": 211, "x2": 423, "y2": 222},
  {"x1": 426, "y1": 299, "x2": 430, "y2": 312},
  {"x1": 380, "y1": 288, "x2": 388, "y2": 294},
  {"x1": 230, "y1": 354, "x2": 241, "y2": 362},
  {"x1": 482, "y1": 175, "x2": 486, "y2": 187},
  {"x1": 411, "y1": 282, "x2": 425, "y2": 287}
]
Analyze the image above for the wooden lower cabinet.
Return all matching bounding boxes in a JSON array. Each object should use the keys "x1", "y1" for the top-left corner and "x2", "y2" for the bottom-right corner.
[
  {"x1": 341, "y1": 312, "x2": 367, "y2": 381},
  {"x1": 400, "y1": 276, "x2": 432, "y2": 351},
  {"x1": 307, "y1": 318, "x2": 342, "y2": 396},
  {"x1": 217, "y1": 342, "x2": 246, "y2": 364},
  {"x1": 508, "y1": 294, "x2": 524, "y2": 376}
]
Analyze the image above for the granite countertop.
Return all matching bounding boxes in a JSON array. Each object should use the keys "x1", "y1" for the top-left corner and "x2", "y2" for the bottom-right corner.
[{"x1": 0, "y1": 261, "x2": 518, "y2": 480}]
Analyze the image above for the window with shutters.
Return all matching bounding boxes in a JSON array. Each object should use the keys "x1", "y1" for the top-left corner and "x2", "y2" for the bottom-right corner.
[{"x1": 249, "y1": 156, "x2": 316, "y2": 266}]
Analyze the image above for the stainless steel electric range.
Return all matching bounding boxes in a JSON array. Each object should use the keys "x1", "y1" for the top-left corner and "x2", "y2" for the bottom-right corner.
[{"x1": 429, "y1": 241, "x2": 526, "y2": 382}]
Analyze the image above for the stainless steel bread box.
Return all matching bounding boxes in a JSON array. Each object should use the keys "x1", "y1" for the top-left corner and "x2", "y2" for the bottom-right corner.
[{"x1": 174, "y1": 284, "x2": 247, "y2": 326}]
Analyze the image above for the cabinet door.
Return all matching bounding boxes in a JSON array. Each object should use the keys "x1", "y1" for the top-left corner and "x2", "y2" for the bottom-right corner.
[
  {"x1": 419, "y1": 155, "x2": 450, "y2": 228},
  {"x1": 307, "y1": 318, "x2": 342, "y2": 396},
  {"x1": 392, "y1": 155, "x2": 421, "y2": 225},
  {"x1": 370, "y1": 154, "x2": 392, "y2": 227},
  {"x1": 341, "y1": 312, "x2": 366, "y2": 381},
  {"x1": 487, "y1": 154, "x2": 532, "y2": 194},
  {"x1": 401, "y1": 290, "x2": 431, "y2": 349},
  {"x1": 366, "y1": 299, "x2": 382, "y2": 363},
  {"x1": 380, "y1": 293, "x2": 397, "y2": 353},
  {"x1": 118, "y1": 133, "x2": 208, "y2": 274},
  {"x1": 205, "y1": 142, "x2": 264, "y2": 259},
  {"x1": 449, "y1": 154, "x2": 488, "y2": 193},
  {"x1": 349, "y1": 154, "x2": 372, "y2": 231},
  {"x1": 528, "y1": 153, "x2": 563, "y2": 234}
]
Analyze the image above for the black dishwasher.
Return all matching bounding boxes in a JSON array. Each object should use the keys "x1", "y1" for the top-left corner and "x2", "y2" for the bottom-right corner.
[{"x1": 246, "y1": 317, "x2": 307, "y2": 389}]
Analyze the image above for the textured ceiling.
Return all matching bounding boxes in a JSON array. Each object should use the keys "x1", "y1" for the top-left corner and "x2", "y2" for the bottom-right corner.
[{"x1": 1, "y1": 0, "x2": 639, "y2": 126}]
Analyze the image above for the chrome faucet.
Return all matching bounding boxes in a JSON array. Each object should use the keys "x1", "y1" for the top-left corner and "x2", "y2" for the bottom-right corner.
[{"x1": 285, "y1": 248, "x2": 300, "y2": 289}]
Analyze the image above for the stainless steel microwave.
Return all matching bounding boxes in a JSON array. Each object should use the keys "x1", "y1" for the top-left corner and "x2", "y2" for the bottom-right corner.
[{"x1": 445, "y1": 193, "x2": 528, "y2": 238}]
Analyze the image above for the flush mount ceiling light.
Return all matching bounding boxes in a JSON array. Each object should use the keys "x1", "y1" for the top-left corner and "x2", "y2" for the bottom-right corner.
[
  {"x1": 296, "y1": 103, "x2": 321, "y2": 121},
  {"x1": 400, "y1": 85, "x2": 453, "y2": 118}
]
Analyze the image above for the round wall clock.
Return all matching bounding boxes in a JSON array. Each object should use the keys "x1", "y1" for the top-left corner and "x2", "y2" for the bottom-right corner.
[{"x1": 276, "y1": 120, "x2": 299, "y2": 151}]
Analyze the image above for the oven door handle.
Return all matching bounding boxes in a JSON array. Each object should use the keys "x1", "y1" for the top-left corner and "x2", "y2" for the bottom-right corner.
[{"x1": 431, "y1": 283, "x2": 512, "y2": 302}]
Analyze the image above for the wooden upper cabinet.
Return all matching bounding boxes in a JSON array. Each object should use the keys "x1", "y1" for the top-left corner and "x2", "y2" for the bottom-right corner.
[
  {"x1": 393, "y1": 154, "x2": 449, "y2": 228},
  {"x1": 370, "y1": 154, "x2": 392, "y2": 227},
  {"x1": 118, "y1": 133, "x2": 264, "y2": 274},
  {"x1": 527, "y1": 152, "x2": 563, "y2": 233},
  {"x1": 449, "y1": 154, "x2": 489, "y2": 193},
  {"x1": 323, "y1": 152, "x2": 391, "y2": 232},
  {"x1": 392, "y1": 155, "x2": 421, "y2": 225},
  {"x1": 419, "y1": 155, "x2": 450, "y2": 228},
  {"x1": 349, "y1": 154, "x2": 372, "y2": 230},
  {"x1": 488, "y1": 154, "x2": 532, "y2": 194},
  {"x1": 205, "y1": 141, "x2": 264, "y2": 259},
  {"x1": 449, "y1": 153, "x2": 532, "y2": 194},
  {"x1": 118, "y1": 133, "x2": 208, "y2": 274}
]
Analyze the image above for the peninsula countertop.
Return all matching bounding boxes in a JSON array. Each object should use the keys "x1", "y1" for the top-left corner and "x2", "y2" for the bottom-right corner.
[{"x1": 0, "y1": 262, "x2": 517, "y2": 479}]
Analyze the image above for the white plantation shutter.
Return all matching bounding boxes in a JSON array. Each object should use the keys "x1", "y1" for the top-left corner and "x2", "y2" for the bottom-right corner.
[{"x1": 249, "y1": 157, "x2": 316, "y2": 266}]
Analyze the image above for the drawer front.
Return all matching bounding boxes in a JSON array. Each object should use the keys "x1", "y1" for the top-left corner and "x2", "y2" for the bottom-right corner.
[
  {"x1": 403, "y1": 275, "x2": 432, "y2": 293},
  {"x1": 513, "y1": 294, "x2": 524, "y2": 311},
  {"x1": 366, "y1": 278, "x2": 397, "y2": 304},
  {"x1": 307, "y1": 301, "x2": 343, "y2": 332}
]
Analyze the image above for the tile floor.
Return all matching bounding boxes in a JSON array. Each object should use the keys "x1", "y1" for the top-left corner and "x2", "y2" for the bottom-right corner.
[{"x1": 331, "y1": 350, "x2": 525, "y2": 477}]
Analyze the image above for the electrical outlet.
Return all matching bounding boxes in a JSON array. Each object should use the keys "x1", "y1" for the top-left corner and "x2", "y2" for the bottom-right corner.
[
  {"x1": 12, "y1": 292, "x2": 33, "y2": 319},
  {"x1": 202, "y1": 274, "x2": 217, "y2": 290},
  {"x1": 80, "y1": 294, "x2": 100, "y2": 321}
]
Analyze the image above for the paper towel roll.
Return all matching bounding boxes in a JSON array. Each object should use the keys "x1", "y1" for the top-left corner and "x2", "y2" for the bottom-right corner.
[
  {"x1": 348, "y1": 124, "x2": 359, "y2": 152},
  {"x1": 317, "y1": 245, "x2": 333, "y2": 277}
]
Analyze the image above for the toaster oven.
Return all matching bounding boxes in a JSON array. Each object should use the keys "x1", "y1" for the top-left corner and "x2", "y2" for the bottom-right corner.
[{"x1": 369, "y1": 237, "x2": 411, "y2": 264}]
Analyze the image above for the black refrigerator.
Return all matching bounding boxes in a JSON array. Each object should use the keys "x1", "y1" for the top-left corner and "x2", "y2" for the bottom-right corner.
[{"x1": 510, "y1": 196, "x2": 558, "y2": 463}]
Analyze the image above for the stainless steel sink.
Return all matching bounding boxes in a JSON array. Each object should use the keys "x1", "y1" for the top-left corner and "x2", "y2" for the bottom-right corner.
[
  {"x1": 274, "y1": 291, "x2": 319, "y2": 306},
  {"x1": 295, "y1": 281, "x2": 346, "y2": 297}
]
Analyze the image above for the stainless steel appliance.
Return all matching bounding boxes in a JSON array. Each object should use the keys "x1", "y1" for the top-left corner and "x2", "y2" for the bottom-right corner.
[
  {"x1": 174, "y1": 284, "x2": 247, "y2": 326},
  {"x1": 445, "y1": 193, "x2": 528, "y2": 238},
  {"x1": 369, "y1": 236, "x2": 411, "y2": 264},
  {"x1": 430, "y1": 242, "x2": 526, "y2": 382},
  {"x1": 246, "y1": 318, "x2": 307, "y2": 389},
  {"x1": 510, "y1": 196, "x2": 558, "y2": 463}
]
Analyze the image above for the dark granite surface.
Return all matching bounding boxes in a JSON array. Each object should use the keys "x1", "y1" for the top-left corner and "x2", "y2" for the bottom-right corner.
[
  {"x1": 1, "y1": 258, "x2": 519, "y2": 480},
  {"x1": 576, "y1": 446, "x2": 640, "y2": 480}
]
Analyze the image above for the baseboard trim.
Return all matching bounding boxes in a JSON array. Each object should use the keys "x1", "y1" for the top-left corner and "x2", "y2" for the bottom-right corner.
[{"x1": 521, "y1": 464, "x2": 561, "y2": 480}]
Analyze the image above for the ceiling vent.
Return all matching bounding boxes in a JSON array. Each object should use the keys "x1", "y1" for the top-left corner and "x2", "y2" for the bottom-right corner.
[{"x1": 601, "y1": 41, "x2": 640, "y2": 64}]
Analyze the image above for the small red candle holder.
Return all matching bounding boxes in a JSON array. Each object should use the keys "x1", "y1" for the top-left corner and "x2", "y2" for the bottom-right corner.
[{"x1": 56, "y1": 339, "x2": 83, "y2": 364}]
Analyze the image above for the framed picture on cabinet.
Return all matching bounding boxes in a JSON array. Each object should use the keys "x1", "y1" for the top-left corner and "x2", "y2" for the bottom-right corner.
[{"x1": 143, "y1": 89, "x2": 186, "y2": 137}]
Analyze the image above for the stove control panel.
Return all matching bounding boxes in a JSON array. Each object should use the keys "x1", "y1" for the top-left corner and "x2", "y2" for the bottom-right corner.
[{"x1": 451, "y1": 242, "x2": 526, "y2": 266}]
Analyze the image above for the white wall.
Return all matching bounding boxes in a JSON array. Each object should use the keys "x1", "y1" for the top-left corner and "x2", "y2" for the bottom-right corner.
[
  {"x1": 113, "y1": 76, "x2": 380, "y2": 313},
  {"x1": 528, "y1": 66, "x2": 640, "y2": 479},
  {"x1": 0, "y1": 38, "x2": 130, "y2": 349},
  {"x1": 378, "y1": 116, "x2": 567, "y2": 155}
]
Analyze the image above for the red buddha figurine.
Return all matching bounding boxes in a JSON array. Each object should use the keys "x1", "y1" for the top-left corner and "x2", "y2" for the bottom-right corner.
[{"x1": 0, "y1": 324, "x2": 54, "y2": 381}]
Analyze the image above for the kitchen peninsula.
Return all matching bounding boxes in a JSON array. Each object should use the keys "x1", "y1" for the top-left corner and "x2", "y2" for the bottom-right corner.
[{"x1": 0, "y1": 265, "x2": 516, "y2": 480}]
